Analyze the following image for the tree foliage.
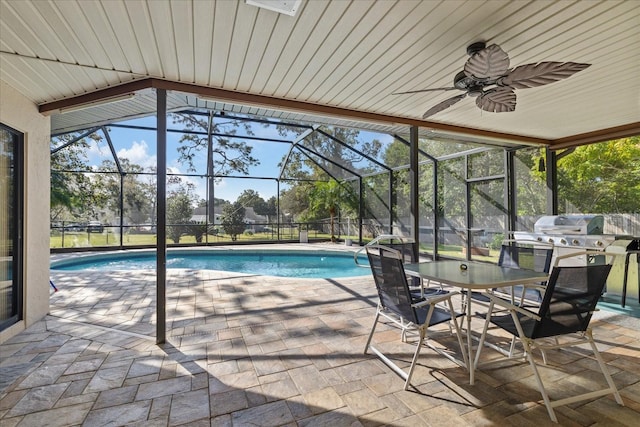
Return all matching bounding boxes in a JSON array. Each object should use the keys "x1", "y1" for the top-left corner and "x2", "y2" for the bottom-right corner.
[
  {"x1": 50, "y1": 131, "x2": 106, "y2": 222},
  {"x1": 276, "y1": 126, "x2": 379, "y2": 221},
  {"x1": 309, "y1": 179, "x2": 358, "y2": 242},
  {"x1": 171, "y1": 112, "x2": 259, "y2": 175},
  {"x1": 557, "y1": 137, "x2": 640, "y2": 213},
  {"x1": 221, "y1": 201, "x2": 246, "y2": 241},
  {"x1": 93, "y1": 158, "x2": 156, "y2": 225},
  {"x1": 166, "y1": 180, "x2": 198, "y2": 243}
]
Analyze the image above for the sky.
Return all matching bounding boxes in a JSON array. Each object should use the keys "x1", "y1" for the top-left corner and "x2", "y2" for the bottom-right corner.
[{"x1": 86, "y1": 114, "x2": 395, "y2": 203}]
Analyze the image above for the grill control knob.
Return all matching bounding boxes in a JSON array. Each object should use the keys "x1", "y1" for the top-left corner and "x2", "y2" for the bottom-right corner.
[
  {"x1": 537, "y1": 237, "x2": 543, "y2": 242},
  {"x1": 595, "y1": 240, "x2": 603, "y2": 247},
  {"x1": 572, "y1": 239, "x2": 580, "y2": 245},
  {"x1": 560, "y1": 239, "x2": 567, "y2": 245},
  {"x1": 548, "y1": 238, "x2": 554, "y2": 243}
]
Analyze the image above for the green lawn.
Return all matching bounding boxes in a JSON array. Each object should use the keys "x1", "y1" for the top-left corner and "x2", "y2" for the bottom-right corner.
[
  {"x1": 50, "y1": 232, "x2": 500, "y2": 264},
  {"x1": 49, "y1": 229, "x2": 335, "y2": 248}
]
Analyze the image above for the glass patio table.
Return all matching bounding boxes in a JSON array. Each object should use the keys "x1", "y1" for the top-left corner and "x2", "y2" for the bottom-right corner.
[{"x1": 404, "y1": 260, "x2": 549, "y2": 384}]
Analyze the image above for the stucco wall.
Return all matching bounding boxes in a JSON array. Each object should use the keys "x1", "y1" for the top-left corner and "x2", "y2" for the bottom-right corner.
[{"x1": 0, "y1": 80, "x2": 51, "y2": 343}]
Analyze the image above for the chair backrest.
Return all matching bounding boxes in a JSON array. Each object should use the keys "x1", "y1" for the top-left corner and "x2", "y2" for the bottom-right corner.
[
  {"x1": 498, "y1": 240, "x2": 553, "y2": 273},
  {"x1": 530, "y1": 263, "x2": 612, "y2": 339},
  {"x1": 385, "y1": 241, "x2": 416, "y2": 264},
  {"x1": 366, "y1": 245, "x2": 418, "y2": 324}
]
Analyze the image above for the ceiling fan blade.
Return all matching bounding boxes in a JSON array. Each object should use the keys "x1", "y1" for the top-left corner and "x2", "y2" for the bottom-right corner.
[
  {"x1": 500, "y1": 62, "x2": 591, "y2": 89},
  {"x1": 392, "y1": 87, "x2": 458, "y2": 95},
  {"x1": 422, "y1": 93, "x2": 467, "y2": 118},
  {"x1": 476, "y1": 88, "x2": 516, "y2": 113},
  {"x1": 464, "y1": 44, "x2": 510, "y2": 79}
]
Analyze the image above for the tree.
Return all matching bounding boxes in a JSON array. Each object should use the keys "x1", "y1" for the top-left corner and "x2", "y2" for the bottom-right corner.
[
  {"x1": 557, "y1": 137, "x2": 640, "y2": 213},
  {"x1": 236, "y1": 189, "x2": 262, "y2": 208},
  {"x1": 171, "y1": 111, "x2": 259, "y2": 175},
  {"x1": 166, "y1": 182, "x2": 197, "y2": 243},
  {"x1": 93, "y1": 158, "x2": 155, "y2": 226},
  {"x1": 309, "y1": 179, "x2": 358, "y2": 242},
  {"x1": 221, "y1": 201, "x2": 246, "y2": 241},
  {"x1": 50, "y1": 131, "x2": 105, "y2": 222},
  {"x1": 255, "y1": 196, "x2": 277, "y2": 223}
]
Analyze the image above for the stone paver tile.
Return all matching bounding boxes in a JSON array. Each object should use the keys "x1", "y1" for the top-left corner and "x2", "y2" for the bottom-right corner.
[
  {"x1": 261, "y1": 377, "x2": 300, "y2": 402},
  {"x1": 378, "y1": 394, "x2": 414, "y2": 418},
  {"x1": 301, "y1": 387, "x2": 345, "y2": 415},
  {"x1": 252, "y1": 356, "x2": 287, "y2": 377},
  {"x1": 334, "y1": 360, "x2": 387, "y2": 382},
  {"x1": 63, "y1": 357, "x2": 104, "y2": 376},
  {"x1": 10, "y1": 402, "x2": 93, "y2": 427},
  {"x1": 191, "y1": 371, "x2": 209, "y2": 390},
  {"x1": 169, "y1": 388, "x2": 210, "y2": 425},
  {"x1": 341, "y1": 387, "x2": 387, "y2": 417},
  {"x1": 417, "y1": 404, "x2": 472, "y2": 426},
  {"x1": 259, "y1": 338, "x2": 288, "y2": 354},
  {"x1": 54, "y1": 390, "x2": 98, "y2": 408},
  {"x1": 277, "y1": 348, "x2": 313, "y2": 370},
  {"x1": 385, "y1": 414, "x2": 429, "y2": 427},
  {"x1": 358, "y1": 407, "x2": 402, "y2": 427},
  {"x1": 289, "y1": 365, "x2": 329, "y2": 394},
  {"x1": 332, "y1": 380, "x2": 366, "y2": 396},
  {"x1": 148, "y1": 395, "x2": 172, "y2": 419},
  {"x1": 84, "y1": 365, "x2": 129, "y2": 393},
  {"x1": 218, "y1": 369, "x2": 260, "y2": 390},
  {"x1": 0, "y1": 389, "x2": 28, "y2": 411},
  {"x1": 231, "y1": 400, "x2": 295, "y2": 426},
  {"x1": 285, "y1": 394, "x2": 314, "y2": 420},
  {"x1": 135, "y1": 375, "x2": 191, "y2": 400},
  {"x1": 16, "y1": 364, "x2": 68, "y2": 389},
  {"x1": 123, "y1": 373, "x2": 159, "y2": 387},
  {"x1": 6, "y1": 382, "x2": 69, "y2": 417},
  {"x1": 246, "y1": 385, "x2": 268, "y2": 407},
  {"x1": 361, "y1": 372, "x2": 404, "y2": 396},
  {"x1": 297, "y1": 408, "x2": 361, "y2": 427},
  {"x1": 55, "y1": 338, "x2": 91, "y2": 355},
  {"x1": 127, "y1": 357, "x2": 163, "y2": 378},
  {"x1": 93, "y1": 384, "x2": 138, "y2": 409},
  {"x1": 207, "y1": 360, "x2": 240, "y2": 376},
  {"x1": 83, "y1": 400, "x2": 152, "y2": 426},
  {"x1": 210, "y1": 389, "x2": 249, "y2": 417},
  {"x1": 0, "y1": 415, "x2": 22, "y2": 427},
  {"x1": 210, "y1": 414, "x2": 232, "y2": 427}
]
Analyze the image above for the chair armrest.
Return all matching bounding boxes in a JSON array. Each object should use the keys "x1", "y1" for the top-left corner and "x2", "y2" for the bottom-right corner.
[
  {"x1": 484, "y1": 292, "x2": 541, "y2": 321},
  {"x1": 412, "y1": 291, "x2": 458, "y2": 308}
]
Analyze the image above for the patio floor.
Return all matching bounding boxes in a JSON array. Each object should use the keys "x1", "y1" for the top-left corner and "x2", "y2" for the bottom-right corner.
[{"x1": 1, "y1": 244, "x2": 639, "y2": 426}]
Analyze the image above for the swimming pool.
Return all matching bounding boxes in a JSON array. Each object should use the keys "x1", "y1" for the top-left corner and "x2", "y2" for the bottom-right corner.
[{"x1": 51, "y1": 249, "x2": 370, "y2": 278}]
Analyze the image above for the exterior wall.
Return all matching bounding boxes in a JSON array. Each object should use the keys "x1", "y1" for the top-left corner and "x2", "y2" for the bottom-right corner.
[{"x1": 0, "y1": 81, "x2": 51, "y2": 343}]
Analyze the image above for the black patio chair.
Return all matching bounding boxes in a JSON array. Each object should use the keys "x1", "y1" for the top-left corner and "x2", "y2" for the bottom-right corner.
[
  {"x1": 474, "y1": 259, "x2": 624, "y2": 423},
  {"x1": 364, "y1": 245, "x2": 466, "y2": 390},
  {"x1": 466, "y1": 239, "x2": 554, "y2": 307}
]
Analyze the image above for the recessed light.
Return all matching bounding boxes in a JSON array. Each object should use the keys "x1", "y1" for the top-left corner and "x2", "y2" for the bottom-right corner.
[{"x1": 245, "y1": 0, "x2": 302, "y2": 16}]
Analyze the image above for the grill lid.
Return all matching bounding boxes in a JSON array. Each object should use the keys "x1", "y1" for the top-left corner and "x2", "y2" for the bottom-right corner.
[{"x1": 533, "y1": 214, "x2": 604, "y2": 235}]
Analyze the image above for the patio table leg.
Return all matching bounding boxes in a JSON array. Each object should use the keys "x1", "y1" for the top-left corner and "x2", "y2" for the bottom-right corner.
[{"x1": 465, "y1": 287, "x2": 475, "y2": 385}]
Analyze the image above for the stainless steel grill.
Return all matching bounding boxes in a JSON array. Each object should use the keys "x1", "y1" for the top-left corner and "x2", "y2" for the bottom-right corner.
[
  {"x1": 514, "y1": 214, "x2": 615, "y2": 250},
  {"x1": 514, "y1": 214, "x2": 616, "y2": 267}
]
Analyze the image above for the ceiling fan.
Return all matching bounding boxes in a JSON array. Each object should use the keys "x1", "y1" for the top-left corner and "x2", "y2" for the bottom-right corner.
[{"x1": 393, "y1": 42, "x2": 591, "y2": 119}]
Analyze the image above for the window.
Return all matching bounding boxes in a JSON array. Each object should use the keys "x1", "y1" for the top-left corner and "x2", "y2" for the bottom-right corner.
[{"x1": 0, "y1": 123, "x2": 23, "y2": 331}]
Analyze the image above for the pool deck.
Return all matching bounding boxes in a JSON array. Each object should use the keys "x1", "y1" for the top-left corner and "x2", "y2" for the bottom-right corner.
[{"x1": 1, "y1": 243, "x2": 639, "y2": 426}]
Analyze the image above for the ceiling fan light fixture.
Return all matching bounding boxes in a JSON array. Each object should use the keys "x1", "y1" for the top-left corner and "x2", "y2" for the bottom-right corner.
[{"x1": 468, "y1": 87, "x2": 483, "y2": 97}]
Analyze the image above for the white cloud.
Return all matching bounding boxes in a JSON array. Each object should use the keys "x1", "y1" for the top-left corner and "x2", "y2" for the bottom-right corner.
[{"x1": 117, "y1": 140, "x2": 157, "y2": 168}]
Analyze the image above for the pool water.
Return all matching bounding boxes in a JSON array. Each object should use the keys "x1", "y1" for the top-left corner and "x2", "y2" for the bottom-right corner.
[{"x1": 51, "y1": 249, "x2": 370, "y2": 278}]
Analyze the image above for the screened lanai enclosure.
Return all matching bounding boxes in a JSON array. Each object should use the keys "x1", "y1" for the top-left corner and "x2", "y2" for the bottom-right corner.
[{"x1": 49, "y1": 87, "x2": 558, "y2": 263}]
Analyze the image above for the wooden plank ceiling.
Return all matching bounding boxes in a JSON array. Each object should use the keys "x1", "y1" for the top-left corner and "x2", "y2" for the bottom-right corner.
[{"x1": 1, "y1": 0, "x2": 638, "y2": 147}]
